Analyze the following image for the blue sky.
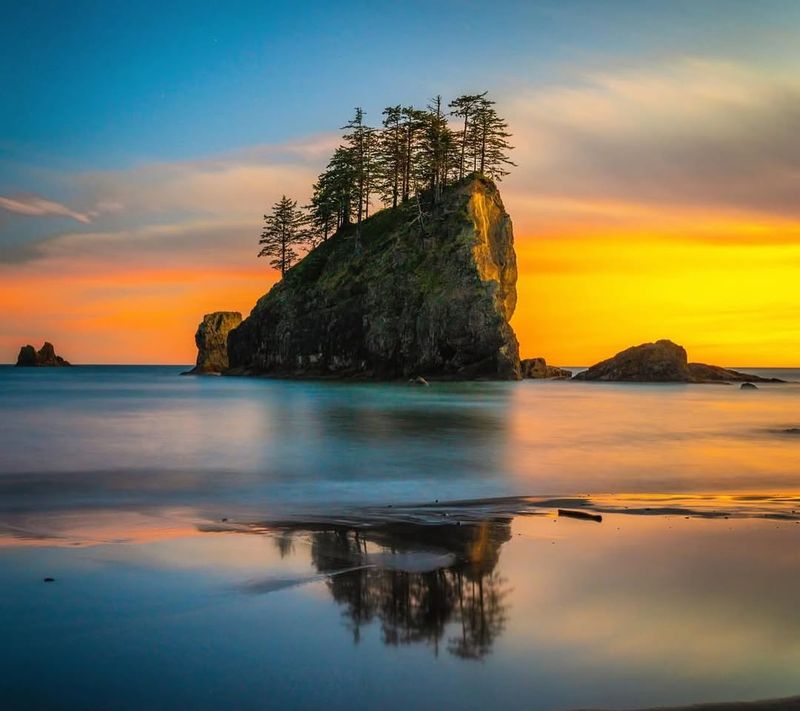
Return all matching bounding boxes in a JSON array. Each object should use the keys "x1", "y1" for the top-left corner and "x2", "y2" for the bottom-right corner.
[{"x1": 3, "y1": 0, "x2": 797, "y2": 172}]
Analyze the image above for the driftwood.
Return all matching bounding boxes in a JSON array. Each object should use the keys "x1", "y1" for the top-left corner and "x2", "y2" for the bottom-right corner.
[{"x1": 558, "y1": 509, "x2": 602, "y2": 523}]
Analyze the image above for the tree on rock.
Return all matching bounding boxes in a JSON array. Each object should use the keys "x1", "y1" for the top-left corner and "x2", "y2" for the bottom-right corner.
[
  {"x1": 467, "y1": 97, "x2": 515, "y2": 180},
  {"x1": 341, "y1": 107, "x2": 378, "y2": 248},
  {"x1": 449, "y1": 92, "x2": 487, "y2": 180},
  {"x1": 258, "y1": 195, "x2": 308, "y2": 276}
]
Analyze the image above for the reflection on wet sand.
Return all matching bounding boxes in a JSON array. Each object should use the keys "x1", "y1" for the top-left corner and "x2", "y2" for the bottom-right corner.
[{"x1": 264, "y1": 519, "x2": 512, "y2": 659}]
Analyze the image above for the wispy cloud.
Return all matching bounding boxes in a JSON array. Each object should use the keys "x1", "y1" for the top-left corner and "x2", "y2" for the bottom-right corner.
[
  {"x1": 504, "y1": 58, "x2": 800, "y2": 231},
  {"x1": 0, "y1": 195, "x2": 93, "y2": 224}
]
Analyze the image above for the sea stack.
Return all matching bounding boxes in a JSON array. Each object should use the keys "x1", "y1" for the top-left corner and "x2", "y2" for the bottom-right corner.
[
  {"x1": 227, "y1": 175, "x2": 521, "y2": 380},
  {"x1": 15, "y1": 342, "x2": 71, "y2": 367},
  {"x1": 184, "y1": 312, "x2": 242, "y2": 374}
]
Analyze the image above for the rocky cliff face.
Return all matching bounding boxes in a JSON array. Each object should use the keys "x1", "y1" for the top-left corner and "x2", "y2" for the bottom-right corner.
[
  {"x1": 185, "y1": 311, "x2": 242, "y2": 374},
  {"x1": 228, "y1": 175, "x2": 520, "y2": 379},
  {"x1": 575, "y1": 339, "x2": 783, "y2": 383},
  {"x1": 16, "y1": 342, "x2": 71, "y2": 367}
]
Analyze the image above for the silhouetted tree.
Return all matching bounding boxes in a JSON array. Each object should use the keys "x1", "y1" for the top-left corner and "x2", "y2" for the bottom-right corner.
[
  {"x1": 377, "y1": 105, "x2": 405, "y2": 208},
  {"x1": 258, "y1": 195, "x2": 307, "y2": 276},
  {"x1": 417, "y1": 96, "x2": 455, "y2": 203},
  {"x1": 341, "y1": 107, "x2": 378, "y2": 247},
  {"x1": 307, "y1": 174, "x2": 339, "y2": 246},
  {"x1": 467, "y1": 96, "x2": 515, "y2": 180},
  {"x1": 449, "y1": 92, "x2": 488, "y2": 180}
]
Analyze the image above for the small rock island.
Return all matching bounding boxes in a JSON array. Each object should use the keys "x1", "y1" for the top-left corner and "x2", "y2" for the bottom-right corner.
[
  {"x1": 575, "y1": 339, "x2": 782, "y2": 383},
  {"x1": 520, "y1": 357, "x2": 572, "y2": 379},
  {"x1": 226, "y1": 175, "x2": 521, "y2": 379},
  {"x1": 15, "y1": 342, "x2": 71, "y2": 367},
  {"x1": 183, "y1": 312, "x2": 242, "y2": 375}
]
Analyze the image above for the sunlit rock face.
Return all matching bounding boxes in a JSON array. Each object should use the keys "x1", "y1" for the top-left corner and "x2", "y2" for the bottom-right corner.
[
  {"x1": 228, "y1": 175, "x2": 521, "y2": 380},
  {"x1": 520, "y1": 357, "x2": 572, "y2": 379},
  {"x1": 185, "y1": 311, "x2": 242, "y2": 374},
  {"x1": 15, "y1": 342, "x2": 71, "y2": 367}
]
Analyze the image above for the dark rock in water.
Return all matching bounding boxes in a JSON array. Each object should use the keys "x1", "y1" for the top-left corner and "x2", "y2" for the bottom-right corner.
[
  {"x1": 409, "y1": 376, "x2": 430, "y2": 386},
  {"x1": 521, "y1": 357, "x2": 572, "y2": 379},
  {"x1": 574, "y1": 339, "x2": 785, "y2": 383},
  {"x1": 688, "y1": 362, "x2": 783, "y2": 383},
  {"x1": 227, "y1": 175, "x2": 520, "y2": 380},
  {"x1": 15, "y1": 342, "x2": 71, "y2": 367},
  {"x1": 43, "y1": 577, "x2": 55, "y2": 583},
  {"x1": 183, "y1": 311, "x2": 242, "y2": 375},
  {"x1": 740, "y1": 382, "x2": 758, "y2": 389},
  {"x1": 574, "y1": 340, "x2": 690, "y2": 382}
]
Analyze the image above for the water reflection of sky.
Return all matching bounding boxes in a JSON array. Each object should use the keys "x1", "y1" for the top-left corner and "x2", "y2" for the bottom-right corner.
[
  {"x1": 2, "y1": 510, "x2": 800, "y2": 710},
  {"x1": 2, "y1": 367, "x2": 800, "y2": 516}
]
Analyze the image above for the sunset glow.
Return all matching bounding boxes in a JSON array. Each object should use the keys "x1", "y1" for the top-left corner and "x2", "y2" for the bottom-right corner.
[{"x1": 2, "y1": 5, "x2": 799, "y2": 366}]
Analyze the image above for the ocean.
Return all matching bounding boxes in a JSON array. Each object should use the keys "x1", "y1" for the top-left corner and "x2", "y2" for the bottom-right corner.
[{"x1": 1, "y1": 366, "x2": 799, "y2": 709}]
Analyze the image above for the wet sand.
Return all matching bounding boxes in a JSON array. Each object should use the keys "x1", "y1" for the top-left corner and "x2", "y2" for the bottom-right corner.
[{"x1": 2, "y1": 493, "x2": 800, "y2": 709}]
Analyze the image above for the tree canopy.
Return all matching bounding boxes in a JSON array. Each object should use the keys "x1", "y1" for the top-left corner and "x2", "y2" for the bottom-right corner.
[{"x1": 258, "y1": 91, "x2": 514, "y2": 274}]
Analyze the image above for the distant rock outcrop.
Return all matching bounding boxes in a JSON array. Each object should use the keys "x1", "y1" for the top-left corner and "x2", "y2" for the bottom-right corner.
[
  {"x1": 520, "y1": 357, "x2": 572, "y2": 379},
  {"x1": 686, "y1": 362, "x2": 782, "y2": 383},
  {"x1": 184, "y1": 311, "x2": 242, "y2": 375},
  {"x1": 574, "y1": 340, "x2": 784, "y2": 383},
  {"x1": 15, "y1": 342, "x2": 71, "y2": 367},
  {"x1": 227, "y1": 175, "x2": 520, "y2": 380}
]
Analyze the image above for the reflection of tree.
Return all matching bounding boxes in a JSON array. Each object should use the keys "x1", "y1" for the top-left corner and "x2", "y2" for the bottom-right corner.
[
  {"x1": 300, "y1": 520, "x2": 511, "y2": 658},
  {"x1": 273, "y1": 531, "x2": 295, "y2": 559}
]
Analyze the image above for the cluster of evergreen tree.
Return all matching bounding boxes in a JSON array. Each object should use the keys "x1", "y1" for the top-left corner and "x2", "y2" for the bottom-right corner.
[{"x1": 258, "y1": 91, "x2": 514, "y2": 273}]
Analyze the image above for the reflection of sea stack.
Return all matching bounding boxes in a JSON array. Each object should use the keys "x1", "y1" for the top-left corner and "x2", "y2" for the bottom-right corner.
[
  {"x1": 15, "y1": 342, "x2": 71, "y2": 367},
  {"x1": 575, "y1": 340, "x2": 783, "y2": 383},
  {"x1": 262, "y1": 517, "x2": 512, "y2": 659}
]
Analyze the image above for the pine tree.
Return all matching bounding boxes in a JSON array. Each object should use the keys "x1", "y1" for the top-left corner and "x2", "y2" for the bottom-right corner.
[
  {"x1": 418, "y1": 96, "x2": 455, "y2": 203},
  {"x1": 341, "y1": 108, "x2": 378, "y2": 247},
  {"x1": 467, "y1": 96, "x2": 515, "y2": 180},
  {"x1": 449, "y1": 92, "x2": 487, "y2": 180},
  {"x1": 258, "y1": 195, "x2": 308, "y2": 276},
  {"x1": 377, "y1": 105, "x2": 404, "y2": 208},
  {"x1": 400, "y1": 106, "x2": 426, "y2": 203},
  {"x1": 306, "y1": 176, "x2": 337, "y2": 247}
]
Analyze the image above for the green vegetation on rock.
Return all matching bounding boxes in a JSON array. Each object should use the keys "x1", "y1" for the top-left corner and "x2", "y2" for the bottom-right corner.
[{"x1": 228, "y1": 174, "x2": 520, "y2": 380}]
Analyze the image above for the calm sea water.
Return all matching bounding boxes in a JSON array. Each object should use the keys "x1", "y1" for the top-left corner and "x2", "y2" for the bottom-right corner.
[{"x1": 1, "y1": 366, "x2": 799, "y2": 710}]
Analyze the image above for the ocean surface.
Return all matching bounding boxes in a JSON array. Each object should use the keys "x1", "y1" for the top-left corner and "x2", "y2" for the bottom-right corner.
[{"x1": 1, "y1": 366, "x2": 800, "y2": 710}]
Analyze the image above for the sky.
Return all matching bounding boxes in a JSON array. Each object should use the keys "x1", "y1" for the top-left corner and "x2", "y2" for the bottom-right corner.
[{"x1": 2, "y1": 0, "x2": 800, "y2": 366}]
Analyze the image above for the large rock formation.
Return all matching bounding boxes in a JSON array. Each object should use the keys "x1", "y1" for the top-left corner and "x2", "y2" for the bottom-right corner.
[
  {"x1": 228, "y1": 175, "x2": 520, "y2": 379},
  {"x1": 184, "y1": 311, "x2": 242, "y2": 374},
  {"x1": 574, "y1": 339, "x2": 783, "y2": 383},
  {"x1": 520, "y1": 357, "x2": 572, "y2": 379},
  {"x1": 15, "y1": 342, "x2": 71, "y2": 367}
]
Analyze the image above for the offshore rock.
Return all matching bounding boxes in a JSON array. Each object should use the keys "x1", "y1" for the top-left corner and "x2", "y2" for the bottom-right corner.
[
  {"x1": 687, "y1": 362, "x2": 782, "y2": 383},
  {"x1": 521, "y1": 357, "x2": 572, "y2": 379},
  {"x1": 15, "y1": 342, "x2": 71, "y2": 367},
  {"x1": 575, "y1": 339, "x2": 784, "y2": 383},
  {"x1": 185, "y1": 311, "x2": 242, "y2": 374},
  {"x1": 228, "y1": 175, "x2": 520, "y2": 380}
]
